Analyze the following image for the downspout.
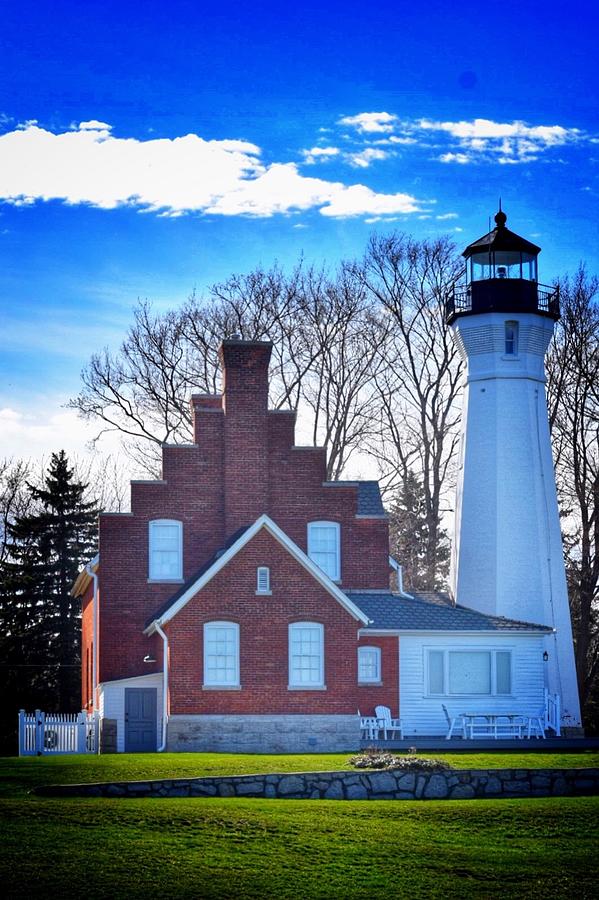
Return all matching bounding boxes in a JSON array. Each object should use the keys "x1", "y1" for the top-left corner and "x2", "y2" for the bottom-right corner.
[
  {"x1": 85, "y1": 561, "x2": 99, "y2": 711},
  {"x1": 154, "y1": 622, "x2": 169, "y2": 752}
]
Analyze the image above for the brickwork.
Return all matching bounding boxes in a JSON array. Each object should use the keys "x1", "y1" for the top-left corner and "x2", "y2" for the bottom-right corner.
[
  {"x1": 80, "y1": 582, "x2": 94, "y2": 710},
  {"x1": 94, "y1": 338, "x2": 394, "y2": 720},
  {"x1": 165, "y1": 528, "x2": 398, "y2": 716}
]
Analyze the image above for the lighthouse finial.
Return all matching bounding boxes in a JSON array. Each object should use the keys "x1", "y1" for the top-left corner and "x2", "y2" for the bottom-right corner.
[{"x1": 494, "y1": 199, "x2": 507, "y2": 228}]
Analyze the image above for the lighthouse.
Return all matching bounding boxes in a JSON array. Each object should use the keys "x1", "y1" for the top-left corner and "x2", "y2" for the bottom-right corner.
[{"x1": 447, "y1": 207, "x2": 581, "y2": 728}]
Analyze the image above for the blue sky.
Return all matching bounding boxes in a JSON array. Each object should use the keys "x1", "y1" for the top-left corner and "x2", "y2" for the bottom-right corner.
[{"x1": 1, "y1": 0, "x2": 598, "y2": 461}]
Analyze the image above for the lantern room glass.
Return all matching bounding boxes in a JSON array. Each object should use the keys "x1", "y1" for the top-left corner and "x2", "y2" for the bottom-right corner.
[{"x1": 468, "y1": 251, "x2": 537, "y2": 284}]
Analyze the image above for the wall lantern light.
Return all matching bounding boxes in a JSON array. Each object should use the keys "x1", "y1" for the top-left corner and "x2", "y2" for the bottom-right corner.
[{"x1": 543, "y1": 651, "x2": 549, "y2": 662}]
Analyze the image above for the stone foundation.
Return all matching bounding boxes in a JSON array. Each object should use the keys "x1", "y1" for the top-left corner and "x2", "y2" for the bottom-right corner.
[
  {"x1": 35, "y1": 767, "x2": 599, "y2": 801},
  {"x1": 166, "y1": 714, "x2": 360, "y2": 753},
  {"x1": 99, "y1": 718, "x2": 117, "y2": 754}
]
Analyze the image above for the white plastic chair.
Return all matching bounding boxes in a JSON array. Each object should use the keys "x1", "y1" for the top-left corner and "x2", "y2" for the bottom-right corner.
[
  {"x1": 374, "y1": 705, "x2": 403, "y2": 740},
  {"x1": 442, "y1": 704, "x2": 467, "y2": 740},
  {"x1": 358, "y1": 710, "x2": 381, "y2": 741},
  {"x1": 526, "y1": 713, "x2": 546, "y2": 739}
]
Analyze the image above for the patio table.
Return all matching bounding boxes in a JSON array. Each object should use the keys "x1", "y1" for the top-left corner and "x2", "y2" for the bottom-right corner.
[{"x1": 462, "y1": 713, "x2": 526, "y2": 739}]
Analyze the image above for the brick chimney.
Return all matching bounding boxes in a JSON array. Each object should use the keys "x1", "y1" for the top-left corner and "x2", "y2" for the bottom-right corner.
[{"x1": 218, "y1": 338, "x2": 273, "y2": 535}]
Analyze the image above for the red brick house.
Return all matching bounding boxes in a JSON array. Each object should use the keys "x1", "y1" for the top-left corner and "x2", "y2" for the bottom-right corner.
[{"x1": 73, "y1": 338, "x2": 553, "y2": 752}]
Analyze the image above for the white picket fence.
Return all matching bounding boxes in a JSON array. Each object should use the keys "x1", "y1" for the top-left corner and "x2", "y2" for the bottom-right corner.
[{"x1": 18, "y1": 710, "x2": 98, "y2": 756}]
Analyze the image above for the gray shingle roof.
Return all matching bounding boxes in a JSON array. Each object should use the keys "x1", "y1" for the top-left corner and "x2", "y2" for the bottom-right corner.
[{"x1": 347, "y1": 591, "x2": 552, "y2": 633}]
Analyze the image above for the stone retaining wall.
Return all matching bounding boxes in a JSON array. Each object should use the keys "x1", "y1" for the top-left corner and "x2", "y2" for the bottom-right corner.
[{"x1": 35, "y1": 767, "x2": 599, "y2": 801}]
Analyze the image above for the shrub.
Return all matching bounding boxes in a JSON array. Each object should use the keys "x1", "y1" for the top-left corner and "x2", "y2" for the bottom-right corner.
[{"x1": 348, "y1": 751, "x2": 450, "y2": 771}]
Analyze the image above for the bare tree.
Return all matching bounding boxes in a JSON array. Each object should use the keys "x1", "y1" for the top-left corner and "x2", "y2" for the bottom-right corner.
[
  {"x1": 0, "y1": 459, "x2": 33, "y2": 565},
  {"x1": 356, "y1": 233, "x2": 464, "y2": 589},
  {"x1": 70, "y1": 261, "x2": 390, "y2": 480},
  {"x1": 546, "y1": 267, "x2": 599, "y2": 720},
  {"x1": 293, "y1": 265, "x2": 389, "y2": 479}
]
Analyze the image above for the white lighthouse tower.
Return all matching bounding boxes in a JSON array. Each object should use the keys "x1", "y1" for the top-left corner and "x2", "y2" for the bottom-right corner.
[{"x1": 448, "y1": 207, "x2": 581, "y2": 728}]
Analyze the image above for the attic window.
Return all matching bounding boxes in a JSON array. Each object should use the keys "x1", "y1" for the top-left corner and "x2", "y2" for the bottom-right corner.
[
  {"x1": 307, "y1": 521, "x2": 340, "y2": 581},
  {"x1": 148, "y1": 520, "x2": 183, "y2": 581},
  {"x1": 256, "y1": 566, "x2": 271, "y2": 594}
]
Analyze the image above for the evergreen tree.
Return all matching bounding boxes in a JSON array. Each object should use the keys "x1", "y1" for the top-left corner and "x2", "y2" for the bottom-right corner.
[
  {"x1": 0, "y1": 452, "x2": 98, "y2": 750},
  {"x1": 389, "y1": 471, "x2": 450, "y2": 591}
]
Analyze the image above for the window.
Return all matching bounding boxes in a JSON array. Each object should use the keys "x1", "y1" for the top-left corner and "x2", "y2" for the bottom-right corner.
[
  {"x1": 289, "y1": 622, "x2": 324, "y2": 688},
  {"x1": 307, "y1": 522, "x2": 340, "y2": 581},
  {"x1": 148, "y1": 520, "x2": 182, "y2": 580},
  {"x1": 427, "y1": 649, "x2": 512, "y2": 696},
  {"x1": 505, "y1": 321, "x2": 518, "y2": 355},
  {"x1": 203, "y1": 622, "x2": 239, "y2": 687},
  {"x1": 358, "y1": 646, "x2": 381, "y2": 683},
  {"x1": 256, "y1": 566, "x2": 271, "y2": 594}
]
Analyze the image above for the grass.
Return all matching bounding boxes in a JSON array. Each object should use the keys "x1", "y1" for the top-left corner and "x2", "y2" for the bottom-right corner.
[
  {"x1": 1, "y1": 750, "x2": 598, "y2": 798},
  {"x1": 1, "y1": 753, "x2": 598, "y2": 898}
]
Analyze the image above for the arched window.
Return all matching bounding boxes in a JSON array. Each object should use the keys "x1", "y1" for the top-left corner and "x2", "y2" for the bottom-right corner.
[
  {"x1": 505, "y1": 321, "x2": 519, "y2": 356},
  {"x1": 307, "y1": 521, "x2": 340, "y2": 581},
  {"x1": 148, "y1": 520, "x2": 183, "y2": 581},
  {"x1": 358, "y1": 646, "x2": 381, "y2": 683},
  {"x1": 203, "y1": 621, "x2": 240, "y2": 687},
  {"x1": 288, "y1": 622, "x2": 324, "y2": 688}
]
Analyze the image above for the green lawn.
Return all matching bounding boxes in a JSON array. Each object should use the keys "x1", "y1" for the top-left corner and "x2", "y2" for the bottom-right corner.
[
  {"x1": 1, "y1": 750, "x2": 598, "y2": 797},
  {"x1": 1, "y1": 753, "x2": 598, "y2": 899}
]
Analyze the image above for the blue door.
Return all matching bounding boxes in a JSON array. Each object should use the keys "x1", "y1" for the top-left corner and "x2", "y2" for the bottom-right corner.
[{"x1": 125, "y1": 688, "x2": 157, "y2": 752}]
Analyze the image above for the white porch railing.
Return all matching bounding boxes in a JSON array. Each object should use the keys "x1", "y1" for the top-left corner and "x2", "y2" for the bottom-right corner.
[
  {"x1": 18, "y1": 709, "x2": 98, "y2": 756},
  {"x1": 544, "y1": 689, "x2": 561, "y2": 736}
]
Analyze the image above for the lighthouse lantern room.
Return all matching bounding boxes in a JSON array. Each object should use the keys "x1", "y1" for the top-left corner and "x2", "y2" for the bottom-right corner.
[{"x1": 446, "y1": 205, "x2": 560, "y2": 324}]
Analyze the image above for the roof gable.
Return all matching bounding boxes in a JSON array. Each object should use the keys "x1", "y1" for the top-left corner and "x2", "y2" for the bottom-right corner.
[{"x1": 144, "y1": 515, "x2": 369, "y2": 633}]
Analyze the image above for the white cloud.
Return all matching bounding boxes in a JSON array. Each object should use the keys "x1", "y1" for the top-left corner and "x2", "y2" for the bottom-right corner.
[
  {"x1": 76, "y1": 120, "x2": 112, "y2": 132},
  {"x1": 338, "y1": 112, "x2": 397, "y2": 133},
  {"x1": 346, "y1": 148, "x2": 389, "y2": 168},
  {"x1": 439, "y1": 152, "x2": 472, "y2": 164},
  {"x1": 320, "y1": 185, "x2": 423, "y2": 218},
  {"x1": 335, "y1": 112, "x2": 585, "y2": 166},
  {"x1": 436, "y1": 212, "x2": 459, "y2": 220},
  {"x1": 387, "y1": 135, "x2": 417, "y2": 145},
  {"x1": 301, "y1": 146, "x2": 340, "y2": 165},
  {"x1": 419, "y1": 117, "x2": 580, "y2": 164},
  {"x1": 0, "y1": 121, "x2": 426, "y2": 219}
]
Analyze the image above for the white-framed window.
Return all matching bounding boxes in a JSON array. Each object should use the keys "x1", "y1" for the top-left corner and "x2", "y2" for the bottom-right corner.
[
  {"x1": 148, "y1": 519, "x2": 183, "y2": 580},
  {"x1": 505, "y1": 321, "x2": 519, "y2": 355},
  {"x1": 289, "y1": 622, "x2": 324, "y2": 688},
  {"x1": 358, "y1": 646, "x2": 381, "y2": 683},
  {"x1": 256, "y1": 566, "x2": 271, "y2": 594},
  {"x1": 203, "y1": 621, "x2": 240, "y2": 687},
  {"x1": 307, "y1": 521, "x2": 340, "y2": 581},
  {"x1": 427, "y1": 649, "x2": 512, "y2": 696}
]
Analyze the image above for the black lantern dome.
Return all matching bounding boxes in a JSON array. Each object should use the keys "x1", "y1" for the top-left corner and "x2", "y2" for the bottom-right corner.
[{"x1": 445, "y1": 207, "x2": 560, "y2": 324}]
